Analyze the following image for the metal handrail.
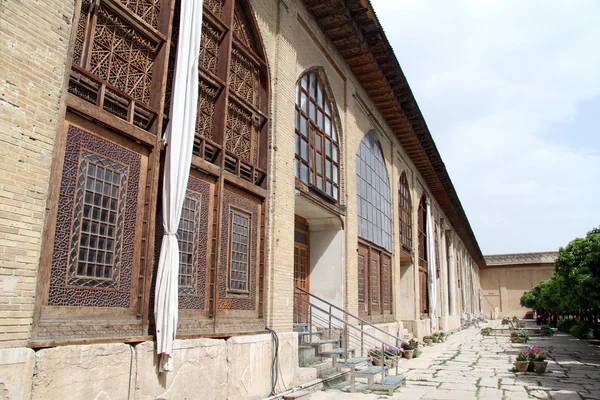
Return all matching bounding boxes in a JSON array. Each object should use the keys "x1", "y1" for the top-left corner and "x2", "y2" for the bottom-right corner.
[
  {"x1": 295, "y1": 292, "x2": 407, "y2": 381},
  {"x1": 295, "y1": 286, "x2": 409, "y2": 346}
]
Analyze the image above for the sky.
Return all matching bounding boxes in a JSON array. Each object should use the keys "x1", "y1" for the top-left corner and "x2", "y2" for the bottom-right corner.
[{"x1": 370, "y1": 0, "x2": 600, "y2": 255}]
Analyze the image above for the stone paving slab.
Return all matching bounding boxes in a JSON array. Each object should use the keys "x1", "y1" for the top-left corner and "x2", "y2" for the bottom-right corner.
[{"x1": 308, "y1": 322, "x2": 600, "y2": 399}]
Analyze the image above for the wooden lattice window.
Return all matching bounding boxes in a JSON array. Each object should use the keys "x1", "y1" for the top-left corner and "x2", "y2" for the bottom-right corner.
[
  {"x1": 76, "y1": 158, "x2": 125, "y2": 282},
  {"x1": 165, "y1": 0, "x2": 269, "y2": 187},
  {"x1": 418, "y1": 196, "x2": 429, "y2": 316},
  {"x1": 356, "y1": 131, "x2": 392, "y2": 252},
  {"x1": 295, "y1": 71, "x2": 340, "y2": 201},
  {"x1": 399, "y1": 172, "x2": 412, "y2": 252},
  {"x1": 178, "y1": 195, "x2": 199, "y2": 290},
  {"x1": 228, "y1": 208, "x2": 251, "y2": 293},
  {"x1": 69, "y1": 0, "x2": 170, "y2": 131}
]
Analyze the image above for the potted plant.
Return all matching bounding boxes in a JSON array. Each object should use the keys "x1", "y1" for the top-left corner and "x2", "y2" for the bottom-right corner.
[
  {"x1": 439, "y1": 332, "x2": 447, "y2": 342},
  {"x1": 432, "y1": 332, "x2": 440, "y2": 343},
  {"x1": 532, "y1": 350, "x2": 548, "y2": 374},
  {"x1": 401, "y1": 339, "x2": 418, "y2": 359},
  {"x1": 515, "y1": 352, "x2": 529, "y2": 372},
  {"x1": 481, "y1": 327, "x2": 492, "y2": 336},
  {"x1": 368, "y1": 346, "x2": 384, "y2": 366},
  {"x1": 383, "y1": 345, "x2": 402, "y2": 366},
  {"x1": 423, "y1": 336, "x2": 434, "y2": 346},
  {"x1": 519, "y1": 331, "x2": 530, "y2": 343},
  {"x1": 502, "y1": 317, "x2": 511, "y2": 326}
]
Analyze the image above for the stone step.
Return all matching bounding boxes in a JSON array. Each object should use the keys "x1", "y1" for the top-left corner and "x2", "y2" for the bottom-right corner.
[
  {"x1": 319, "y1": 348, "x2": 355, "y2": 358},
  {"x1": 372, "y1": 375, "x2": 406, "y2": 396}
]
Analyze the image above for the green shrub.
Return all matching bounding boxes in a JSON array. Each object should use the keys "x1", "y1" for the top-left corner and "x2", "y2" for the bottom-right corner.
[
  {"x1": 570, "y1": 321, "x2": 594, "y2": 339},
  {"x1": 557, "y1": 319, "x2": 577, "y2": 333}
]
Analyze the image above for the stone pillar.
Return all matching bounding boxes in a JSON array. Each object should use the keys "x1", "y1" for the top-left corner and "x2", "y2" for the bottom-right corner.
[{"x1": 446, "y1": 232, "x2": 456, "y2": 316}]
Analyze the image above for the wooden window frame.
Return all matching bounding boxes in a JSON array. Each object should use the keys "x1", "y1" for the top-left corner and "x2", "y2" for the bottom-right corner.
[
  {"x1": 295, "y1": 70, "x2": 340, "y2": 202},
  {"x1": 357, "y1": 241, "x2": 394, "y2": 322},
  {"x1": 226, "y1": 206, "x2": 252, "y2": 295},
  {"x1": 398, "y1": 172, "x2": 412, "y2": 253}
]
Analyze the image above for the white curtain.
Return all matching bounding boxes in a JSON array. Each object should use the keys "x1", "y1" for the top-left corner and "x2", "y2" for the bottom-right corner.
[
  {"x1": 425, "y1": 197, "x2": 437, "y2": 331},
  {"x1": 154, "y1": 0, "x2": 204, "y2": 373}
]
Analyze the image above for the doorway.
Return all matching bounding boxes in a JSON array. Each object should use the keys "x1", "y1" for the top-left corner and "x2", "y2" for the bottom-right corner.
[{"x1": 294, "y1": 216, "x2": 310, "y2": 323}]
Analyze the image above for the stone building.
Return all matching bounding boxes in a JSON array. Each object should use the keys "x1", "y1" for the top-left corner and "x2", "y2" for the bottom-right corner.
[
  {"x1": 0, "y1": 0, "x2": 484, "y2": 398},
  {"x1": 481, "y1": 252, "x2": 557, "y2": 319}
]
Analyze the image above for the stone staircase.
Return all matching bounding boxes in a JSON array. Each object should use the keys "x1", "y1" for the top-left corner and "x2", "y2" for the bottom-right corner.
[{"x1": 293, "y1": 323, "x2": 406, "y2": 397}]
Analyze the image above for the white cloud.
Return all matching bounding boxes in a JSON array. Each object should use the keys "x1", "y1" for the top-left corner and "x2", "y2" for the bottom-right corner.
[{"x1": 371, "y1": 0, "x2": 600, "y2": 253}]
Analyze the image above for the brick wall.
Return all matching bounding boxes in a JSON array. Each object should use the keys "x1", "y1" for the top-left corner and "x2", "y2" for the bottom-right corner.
[{"x1": 0, "y1": 0, "x2": 74, "y2": 347}]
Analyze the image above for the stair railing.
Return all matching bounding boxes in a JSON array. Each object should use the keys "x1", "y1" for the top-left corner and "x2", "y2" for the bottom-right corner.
[{"x1": 294, "y1": 287, "x2": 410, "y2": 380}]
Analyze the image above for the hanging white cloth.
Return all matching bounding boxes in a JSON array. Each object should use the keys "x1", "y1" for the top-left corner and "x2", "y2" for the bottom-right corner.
[
  {"x1": 154, "y1": 0, "x2": 204, "y2": 373},
  {"x1": 425, "y1": 197, "x2": 437, "y2": 331}
]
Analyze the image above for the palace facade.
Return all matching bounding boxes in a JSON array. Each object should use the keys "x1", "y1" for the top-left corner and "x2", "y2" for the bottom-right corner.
[{"x1": 0, "y1": 0, "x2": 484, "y2": 398}]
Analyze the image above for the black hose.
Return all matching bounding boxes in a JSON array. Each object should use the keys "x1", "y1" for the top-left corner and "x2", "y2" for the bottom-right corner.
[{"x1": 266, "y1": 327, "x2": 280, "y2": 396}]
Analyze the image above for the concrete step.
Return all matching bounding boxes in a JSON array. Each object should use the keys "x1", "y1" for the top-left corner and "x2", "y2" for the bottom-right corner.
[
  {"x1": 372, "y1": 375, "x2": 406, "y2": 396},
  {"x1": 296, "y1": 366, "x2": 318, "y2": 384}
]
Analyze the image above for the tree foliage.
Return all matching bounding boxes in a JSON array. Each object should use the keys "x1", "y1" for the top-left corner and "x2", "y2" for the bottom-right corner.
[{"x1": 520, "y1": 226, "x2": 600, "y2": 332}]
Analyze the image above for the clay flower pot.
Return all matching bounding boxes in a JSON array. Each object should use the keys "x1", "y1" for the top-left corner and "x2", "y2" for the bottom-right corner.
[
  {"x1": 424, "y1": 339, "x2": 433, "y2": 346},
  {"x1": 403, "y1": 350, "x2": 414, "y2": 359},
  {"x1": 514, "y1": 361, "x2": 528, "y2": 372},
  {"x1": 372, "y1": 357, "x2": 384, "y2": 366},
  {"x1": 533, "y1": 361, "x2": 548, "y2": 374}
]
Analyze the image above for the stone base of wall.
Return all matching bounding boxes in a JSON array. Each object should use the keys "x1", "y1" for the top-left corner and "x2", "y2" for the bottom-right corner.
[
  {"x1": 2, "y1": 332, "x2": 298, "y2": 400},
  {"x1": 0, "y1": 347, "x2": 35, "y2": 400}
]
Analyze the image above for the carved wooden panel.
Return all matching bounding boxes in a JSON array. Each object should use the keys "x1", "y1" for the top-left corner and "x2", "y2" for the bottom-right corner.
[
  {"x1": 232, "y1": 2, "x2": 257, "y2": 51},
  {"x1": 229, "y1": 47, "x2": 259, "y2": 106},
  {"x1": 199, "y1": 19, "x2": 222, "y2": 75},
  {"x1": 49, "y1": 125, "x2": 141, "y2": 308},
  {"x1": 357, "y1": 244, "x2": 368, "y2": 313},
  {"x1": 226, "y1": 101, "x2": 254, "y2": 163},
  {"x1": 90, "y1": 5, "x2": 157, "y2": 105},
  {"x1": 119, "y1": 0, "x2": 161, "y2": 28},
  {"x1": 195, "y1": 79, "x2": 218, "y2": 141},
  {"x1": 382, "y1": 253, "x2": 391, "y2": 312},
  {"x1": 205, "y1": 0, "x2": 224, "y2": 18}
]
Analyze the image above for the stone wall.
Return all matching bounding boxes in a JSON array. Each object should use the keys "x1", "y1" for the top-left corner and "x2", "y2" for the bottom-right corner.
[{"x1": 10, "y1": 333, "x2": 295, "y2": 400}]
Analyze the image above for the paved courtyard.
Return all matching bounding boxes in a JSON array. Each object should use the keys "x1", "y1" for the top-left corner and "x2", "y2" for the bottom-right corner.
[{"x1": 309, "y1": 322, "x2": 600, "y2": 399}]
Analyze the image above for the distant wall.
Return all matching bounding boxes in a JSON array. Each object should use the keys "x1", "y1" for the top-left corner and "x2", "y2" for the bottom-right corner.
[{"x1": 480, "y1": 264, "x2": 554, "y2": 318}]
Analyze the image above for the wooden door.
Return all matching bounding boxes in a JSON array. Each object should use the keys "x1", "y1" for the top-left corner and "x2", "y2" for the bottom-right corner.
[
  {"x1": 294, "y1": 217, "x2": 310, "y2": 323},
  {"x1": 370, "y1": 250, "x2": 381, "y2": 314}
]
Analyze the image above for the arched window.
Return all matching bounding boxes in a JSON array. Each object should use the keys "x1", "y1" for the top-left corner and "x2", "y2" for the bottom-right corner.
[
  {"x1": 398, "y1": 172, "x2": 412, "y2": 252},
  {"x1": 356, "y1": 132, "x2": 392, "y2": 251},
  {"x1": 295, "y1": 70, "x2": 340, "y2": 201},
  {"x1": 356, "y1": 131, "x2": 393, "y2": 319},
  {"x1": 418, "y1": 196, "x2": 429, "y2": 316}
]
